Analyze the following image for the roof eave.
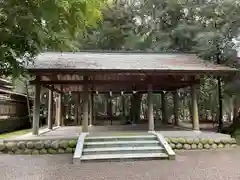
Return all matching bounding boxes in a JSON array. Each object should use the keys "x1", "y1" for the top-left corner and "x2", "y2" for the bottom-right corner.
[{"x1": 27, "y1": 68, "x2": 239, "y2": 75}]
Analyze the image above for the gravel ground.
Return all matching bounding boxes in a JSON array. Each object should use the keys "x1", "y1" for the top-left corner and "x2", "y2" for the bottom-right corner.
[{"x1": 1, "y1": 148, "x2": 240, "y2": 180}]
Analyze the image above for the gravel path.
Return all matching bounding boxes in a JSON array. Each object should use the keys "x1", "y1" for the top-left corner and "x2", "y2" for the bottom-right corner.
[{"x1": 1, "y1": 148, "x2": 240, "y2": 180}]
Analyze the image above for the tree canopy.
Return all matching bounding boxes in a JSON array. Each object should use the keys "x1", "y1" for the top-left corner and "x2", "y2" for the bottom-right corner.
[
  {"x1": 78, "y1": 0, "x2": 240, "y2": 130},
  {"x1": 0, "y1": 0, "x2": 105, "y2": 77}
]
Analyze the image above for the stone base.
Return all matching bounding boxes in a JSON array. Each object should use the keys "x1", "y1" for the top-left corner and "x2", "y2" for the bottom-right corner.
[{"x1": 165, "y1": 136, "x2": 237, "y2": 150}]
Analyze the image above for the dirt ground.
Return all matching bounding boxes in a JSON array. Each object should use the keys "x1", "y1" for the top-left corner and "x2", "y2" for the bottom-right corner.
[{"x1": 1, "y1": 148, "x2": 240, "y2": 180}]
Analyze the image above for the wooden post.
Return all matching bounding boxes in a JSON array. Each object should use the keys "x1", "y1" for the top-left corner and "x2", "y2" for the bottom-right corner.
[
  {"x1": 47, "y1": 89, "x2": 53, "y2": 129},
  {"x1": 109, "y1": 91, "x2": 113, "y2": 125},
  {"x1": 121, "y1": 92, "x2": 125, "y2": 122},
  {"x1": 82, "y1": 76, "x2": 89, "y2": 132},
  {"x1": 161, "y1": 91, "x2": 167, "y2": 124},
  {"x1": 89, "y1": 92, "x2": 93, "y2": 126},
  {"x1": 148, "y1": 84, "x2": 154, "y2": 131},
  {"x1": 74, "y1": 94, "x2": 79, "y2": 125},
  {"x1": 92, "y1": 92, "x2": 95, "y2": 125},
  {"x1": 192, "y1": 84, "x2": 200, "y2": 131},
  {"x1": 56, "y1": 95, "x2": 61, "y2": 126},
  {"x1": 173, "y1": 90, "x2": 179, "y2": 126},
  {"x1": 78, "y1": 93, "x2": 81, "y2": 125},
  {"x1": 55, "y1": 94, "x2": 59, "y2": 126},
  {"x1": 60, "y1": 86, "x2": 64, "y2": 126},
  {"x1": 32, "y1": 78, "x2": 41, "y2": 135}
]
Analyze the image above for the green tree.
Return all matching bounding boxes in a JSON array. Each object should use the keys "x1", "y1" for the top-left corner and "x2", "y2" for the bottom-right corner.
[
  {"x1": 0, "y1": 0, "x2": 104, "y2": 77},
  {"x1": 135, "y1": 0, "x2": 240, "y2": 130},
  {"x1": 80, "y1": 0, "x2": 240, "y2": 129},
  {"x1": 80, "y1": 0, "x2": 136, "y2": 50}
]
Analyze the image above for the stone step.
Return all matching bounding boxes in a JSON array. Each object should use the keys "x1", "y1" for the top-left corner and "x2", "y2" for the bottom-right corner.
[
  {"x1": 80, "y1": 152, "x2": 169, "y2": 161},
  {"x1": 85, "y1": 135, "x2": 157, "y2": 142},
  {"x1": 84, "y1": 140, "x2": 160, "y2": 148},
  {"x1": 82, "y1": 146, "x2": 165, "y2": 155}
]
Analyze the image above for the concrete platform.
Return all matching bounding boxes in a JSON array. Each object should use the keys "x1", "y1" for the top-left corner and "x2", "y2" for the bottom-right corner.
[{"x1": 12, "y1": 124, "x2": 230, "y2": 141}]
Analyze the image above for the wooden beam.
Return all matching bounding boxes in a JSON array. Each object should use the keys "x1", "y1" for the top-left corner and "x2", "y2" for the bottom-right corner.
[
  {"x1": 31, "y1": 79, "x2": 147, "y2": 85},
  {"x1": 42, "y1": 84, "x2": 63, "y2": 94},
  {"x1": 30, "y1": 77, "x2": 200, "y2": 85},
  {"x1": 28, "y1": 69, "x2": 238, "y2": 76},
  {"x1": 34, "y1": 79, "x2": 200, "y2": 91}
]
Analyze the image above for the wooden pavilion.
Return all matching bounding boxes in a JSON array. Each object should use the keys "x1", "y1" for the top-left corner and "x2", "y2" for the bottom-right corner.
[{"x1": 27, "y1": 52, "x2": 238, "y2": 135}]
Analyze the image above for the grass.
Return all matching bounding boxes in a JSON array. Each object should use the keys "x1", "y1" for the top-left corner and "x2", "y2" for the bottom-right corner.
[{"x1": 0, "y1": 129, "x2": 31, "y2": 139}]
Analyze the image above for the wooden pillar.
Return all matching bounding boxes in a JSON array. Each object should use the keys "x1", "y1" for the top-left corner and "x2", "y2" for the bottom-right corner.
[
  {"x1": 173, "y1": 90, "x2": 179, "y2": 126},
  {"x1": 92, "y1": 92, "x2": 96, "y2": 125},
  {"x1": 56, "y1": 94, "x2": 62, "y2": 126},
  {"x1": 77, "y1": 93, "x2": 81, "y2": 125},
  {"x1": 82, "y1": 76, "x2": 89, "y2": 132},
  {"x1": 109, "y1": 91, "x2": 113, "y2": 125},
  {"x1": 89, "y1": 92, "x2": 93, "y2": 126},
  {"x1": 161, "y1": 91, "x2": 167, "y2": 124},
  {"x1": 121, "y1": 92, "x2": 125, "y2": 121},
  {"x1": 47, "y1": 89, "x2": 53, "y2": 129},
  {"x1": 60, "y1": 86, "x2": 64, "y2": 126},
  {"x1": 55, "y1": 94, "x2": 59, "y2": 126},
  {"x1": 32, "y1": 79, "x2": 41, "y2": 135},
  {"x1": 148, "y1": 84, "x2": 154, "y2": 131},
  {"x1": 74, "y1": 94, "x2": 79, "y2": 125},
  {"x1": 192, "y1": 84, "x2": 200, "y2": 131}
]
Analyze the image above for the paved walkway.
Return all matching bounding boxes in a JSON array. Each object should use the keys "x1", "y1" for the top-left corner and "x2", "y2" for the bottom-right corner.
[{"x1": 1, "y1": 148, "x2": 240, "y2": 180}]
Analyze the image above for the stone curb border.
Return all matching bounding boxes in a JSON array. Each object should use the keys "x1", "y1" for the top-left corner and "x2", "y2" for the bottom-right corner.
[
  {"x1": 165, "y1": 137, "x2": 237, "y2": 150},
  {"x1": 0, "y1": 138, "x2": 78, "y2": 155},
  {"x1": 0, "y1": 136, "x2": 237, "y2": 155}
]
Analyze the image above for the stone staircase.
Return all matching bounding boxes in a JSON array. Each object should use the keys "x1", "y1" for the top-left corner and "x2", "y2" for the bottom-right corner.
[{"x1": 73, "y1": 133, "x2": 175, "y2": 163}]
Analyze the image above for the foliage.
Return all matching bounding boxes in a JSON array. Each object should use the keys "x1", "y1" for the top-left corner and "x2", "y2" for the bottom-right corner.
[
  {"x1": 0, "y1": 0, "x2": 104, "y2": 77},
  {"x1": 78, "y1": 0, "x2": 240, "y2": 125},
  {"x1": 80, "y1": 0, "x2": 136, "y2": 50}
]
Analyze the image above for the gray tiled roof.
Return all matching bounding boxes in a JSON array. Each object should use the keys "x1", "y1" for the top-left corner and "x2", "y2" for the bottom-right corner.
[{"x1": 27, "y1": 52, "x2": 238, "y2": 72}]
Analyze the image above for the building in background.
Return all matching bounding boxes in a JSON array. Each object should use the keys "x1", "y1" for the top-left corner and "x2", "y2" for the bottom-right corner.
[{"x1": 0, "y1": 78, "x2": 33, "y2": 133}]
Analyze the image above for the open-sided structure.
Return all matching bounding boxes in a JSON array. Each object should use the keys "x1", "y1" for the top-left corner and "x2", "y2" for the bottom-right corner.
[{"x1": 27, "y1": 52, "x2": 238, "y2": 135}]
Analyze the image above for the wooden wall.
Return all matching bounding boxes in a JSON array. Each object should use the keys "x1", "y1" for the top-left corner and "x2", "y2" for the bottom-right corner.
[{"x1": 0, "y1": 96, "x2": 32, "y2": 133}]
